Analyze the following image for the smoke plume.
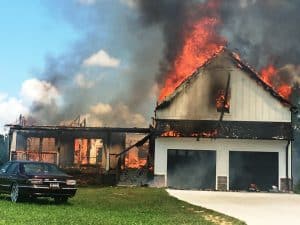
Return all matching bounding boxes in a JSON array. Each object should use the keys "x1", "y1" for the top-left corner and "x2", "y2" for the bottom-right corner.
[
  {"x1": 30, "y1": 0, "x2": 300, "y2": 125},
  {"x1": 29, "y1": 0, "x2": 164, "y2": 127}
]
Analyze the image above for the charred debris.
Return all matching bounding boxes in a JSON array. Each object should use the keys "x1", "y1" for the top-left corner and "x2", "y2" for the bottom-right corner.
[{"x1": 6, "y1": 122, "x2": 153, "y2": 186}]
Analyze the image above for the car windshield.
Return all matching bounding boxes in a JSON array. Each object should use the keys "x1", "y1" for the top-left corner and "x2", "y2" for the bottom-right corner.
[
  {"x1": 0, "y1": 162, "x2": 11, "y2": 173},
  {"x1": 21, "y1": 163, "x2": 65, "y2": 175}
]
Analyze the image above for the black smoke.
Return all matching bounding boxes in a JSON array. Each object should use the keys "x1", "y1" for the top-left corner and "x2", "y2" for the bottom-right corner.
[
  {"x1": 220, "y1": 0, "x2": 300, "y2": 69},
  {"x1": 26, "y1": 0, "x2": 300, "y2": 187},
  {"x1": 29, "y1": 0, "x2": 163, "y2": 126},
  {"x1": 33, "y1": 0, "x2": 300, "y2": 125},
  {"x1": 136, "y1": 0, "x2": 224, "y2": 84},
  {"x1": 136, "y1": 0, "x2": 300, "y2": 84}
]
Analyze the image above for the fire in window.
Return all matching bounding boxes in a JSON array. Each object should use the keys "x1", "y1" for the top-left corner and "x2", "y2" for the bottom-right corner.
[
  {"x1": 74, "y1": 139, "x2": 103, "y2": 165},
  {"x1": 216, "y1": 89, "x2": 230, "y2": 113}
]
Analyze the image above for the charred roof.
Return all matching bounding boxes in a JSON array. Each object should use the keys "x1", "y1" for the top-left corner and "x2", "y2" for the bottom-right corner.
[
  {"x1": 5, "y1": 125, "x2": 150, "y2": 139},
  {"x1": 156, "y1": 48, "x2": 294, "y2": 110}
]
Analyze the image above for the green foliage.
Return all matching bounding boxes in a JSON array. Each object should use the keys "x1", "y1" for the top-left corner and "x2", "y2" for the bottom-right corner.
[{"x1": 0, "y1": 187, "x2": 245, "y2": 225}]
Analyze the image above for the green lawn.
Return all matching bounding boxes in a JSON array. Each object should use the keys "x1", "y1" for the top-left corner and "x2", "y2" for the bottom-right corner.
[{"x1": 0, "y1": 187, "x2": 245, "y2": 225}]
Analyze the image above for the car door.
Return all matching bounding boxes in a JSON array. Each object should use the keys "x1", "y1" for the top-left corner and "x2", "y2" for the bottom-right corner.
[
  {"x1": 0, "y1": 162, "x2": 12, "y2": 192},
  {"x1": 2, "y1": 162, "x2": 19, "y2": 193}
]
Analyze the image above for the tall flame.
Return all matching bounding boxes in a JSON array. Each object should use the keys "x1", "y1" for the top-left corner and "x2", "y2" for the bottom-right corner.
[
  {"x1": 260, "y1": 65, "x2": 292, "y2": 100},
  {"x1": 125, "y1": 151, "x2": 147, "y2": 169},
  {"x1": 158, "y1": 0, "x2": 226, "y2": 101},
  {"x1": 261, "y1": 65, "x2": 277, "y2": 87},
  {"x1": 158, "y1": 0, "x2": 292, "y2": 102}
]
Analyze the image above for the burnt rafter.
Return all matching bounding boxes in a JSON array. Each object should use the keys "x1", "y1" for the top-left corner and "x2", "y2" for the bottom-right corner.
[
  {"x1": 112, "y1": 134, "x2": 151, "y2": 157},
  {"x1": 6, "y1": 125, "x2": 150, "y2": 133},
  {"x1": 155, "y1": 119, "x2": 293, "y2": 140},
  {"x1": 6, "y1": 125, "x2": 150, "y2": 139}
]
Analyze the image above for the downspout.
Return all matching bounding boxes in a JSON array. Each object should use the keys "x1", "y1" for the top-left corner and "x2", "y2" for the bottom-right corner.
[
  {"x1": 286, "y1": 140, "x2": 291, "y2": 192},
  {"x1": 289, "y1": 104, "x2": 297, "y2": 191}
]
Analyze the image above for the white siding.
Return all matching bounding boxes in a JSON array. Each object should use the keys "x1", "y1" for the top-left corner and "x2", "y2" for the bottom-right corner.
[
  {"x1": 155, "y1": 137, "x2": 290, "y2": 190},
  {"x1": 156, "y1": 52, "x2": 291, "y2": 122}
]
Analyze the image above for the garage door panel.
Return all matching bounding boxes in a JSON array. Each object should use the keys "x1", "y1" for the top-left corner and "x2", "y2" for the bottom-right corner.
[
  {"x1": 229, "y1": 151, "x2": 278, "y2": 191},
  {"x1": 167, "y1": 149, "x2": 216, "y2": 190}
]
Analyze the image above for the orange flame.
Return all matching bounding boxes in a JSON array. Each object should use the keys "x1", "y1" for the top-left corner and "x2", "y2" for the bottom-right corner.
[
  {"x1": 277, "y1": 84, "x2": 292, "y2": 99},
  {"x1": 125, "y1": 149, "x2": 147, "y2": 169},
  {"x1": 260, "y1": 65, "x2": 292, "y2": 99},
  {"x1": 125, "y1": 157, "x2": 147, "y2": 169},
  {"x1": 161, "y1": 130, "x2": 218, "y2": 138},
  {"x1": 158, "y1": 0, "x2": 226, "y2": 101},
  {"x1": 161, "y1": 130, "x2": 182, "y2": 137},
  {"x1": 192, "y1": 129, "x2": 218, "y2": 138},
  {"x1": 261, "y1": 65, "x2": 277, "y2": 87},
  {"x1": 216, "y1": 90, "x2": 230, "y2": 112}
]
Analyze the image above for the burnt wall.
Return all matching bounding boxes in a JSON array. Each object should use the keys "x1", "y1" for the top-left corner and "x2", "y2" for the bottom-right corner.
[
  {"x1": 59, "y1": 137, "x2": 74, "y2": 167},
  {"x1": 156, "y1": 119, "x2": 292, "y2": 140}
]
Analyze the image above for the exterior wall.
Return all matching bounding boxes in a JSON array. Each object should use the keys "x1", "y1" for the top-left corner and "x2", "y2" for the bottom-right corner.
[
  {"x1": 230, "y1": 68, "x2": 290, "y2": 122},
  {"x1": 154, "y1": 137, "x2": 290, "y2": 190},
  {"x1": 156, "y1": 53, "x2": 291, "y2": 122}
]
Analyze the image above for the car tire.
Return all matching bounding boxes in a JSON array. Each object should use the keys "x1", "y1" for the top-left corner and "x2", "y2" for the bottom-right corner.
[
  {"x1": 54, "y1": 196, "x2": 68, "y2": 204},
  {"x1": 10, "y1": 183, "x2": 20, "y2": 203},
  {"x1": 29, "y1": 195, "x2": 37, "y2": 201}
]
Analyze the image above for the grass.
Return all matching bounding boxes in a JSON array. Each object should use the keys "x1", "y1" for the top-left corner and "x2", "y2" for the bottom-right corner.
[{"x1": 0, "y1": 187, "x2": 245, "y2": 225}]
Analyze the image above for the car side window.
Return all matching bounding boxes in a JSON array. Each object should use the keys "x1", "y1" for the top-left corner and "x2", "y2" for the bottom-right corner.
[
  {"x1": 0, "y1": 162, "x2": 11, "y2": 173},
  {"x1": 6, "y1": 163, "x2": 19, "y2": 175}
]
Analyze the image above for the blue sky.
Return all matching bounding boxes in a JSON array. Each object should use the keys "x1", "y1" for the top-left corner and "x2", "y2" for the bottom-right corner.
[{"x1": 0, "y1": 0, "x2": 79, "y2": 96}]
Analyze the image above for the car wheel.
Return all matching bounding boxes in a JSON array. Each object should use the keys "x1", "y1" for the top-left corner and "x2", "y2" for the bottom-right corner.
[
  {"x1": 54, "y1": 196, "x2": 68, "y2": 204},
  {"x1": 10, "y1": 183, "x2": 19, "y2": 203}
]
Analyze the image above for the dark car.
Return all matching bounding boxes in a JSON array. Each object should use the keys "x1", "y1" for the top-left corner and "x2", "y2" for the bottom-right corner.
[{"x1": 0, "y1": 160, "x2": 77, "y2": 203}]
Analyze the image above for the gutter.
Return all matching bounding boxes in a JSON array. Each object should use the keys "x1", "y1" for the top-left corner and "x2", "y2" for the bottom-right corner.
[{"x1": 286, "y1": 140, "x2": 291, "y2": 192}]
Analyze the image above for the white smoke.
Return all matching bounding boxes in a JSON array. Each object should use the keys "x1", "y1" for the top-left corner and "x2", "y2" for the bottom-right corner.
[
  {"x1": 0, "y1": 93, "x2": 29, "y2": 133},
  {"x1": 83, "y1": 50, "x2": 120, "y2": 68},
  {"x1": 75, "y1": 73, "x2": 94, "y2": 88},
  {"x1": 90, "y1": 102, "x2": 112, "y2": 115},
  {"x1": 120, "y1": 0, "x2": 137, "y2": 9},
  {"x1": 85, "y1": 102, "x2": 147, "y2": 127},
  {"x1": 77, "y1": 0, "x2": 97, "y2": 5},
  {"x1": 21, "y1": 78, "x2": 60, "y2": 105}
]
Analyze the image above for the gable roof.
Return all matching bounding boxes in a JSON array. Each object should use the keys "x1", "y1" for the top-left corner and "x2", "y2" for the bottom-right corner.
[{"x1": 156, "y1": 48, "x2": 294, "y2": 110}]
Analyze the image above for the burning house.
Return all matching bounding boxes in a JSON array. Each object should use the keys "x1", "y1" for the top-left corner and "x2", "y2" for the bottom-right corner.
[
  {"x1": 6, "y1": 123, "x2": 150, "y2": 184},
  {"x1": 3, "y1": 48, "x2": 297, "y2": 190},
  {"x1": 153, "y1": 49, "x2": 295, "y2": 191},
  {"x1": 2, "y1": 0, "x2": 300, "y2": 192},
  {"x1": 4, "y1": 48, "x2": 297, "y2": 190}
]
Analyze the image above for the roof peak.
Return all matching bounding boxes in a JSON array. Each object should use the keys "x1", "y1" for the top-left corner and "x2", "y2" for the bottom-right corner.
[{"x1": 156, "y1": 49, "x2": 293, "y2": 110}]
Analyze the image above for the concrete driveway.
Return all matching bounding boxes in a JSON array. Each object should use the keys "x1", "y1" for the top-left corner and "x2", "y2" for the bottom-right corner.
[{"x1": 167, "y1": 190, "x2": 300, "y2": 225}]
